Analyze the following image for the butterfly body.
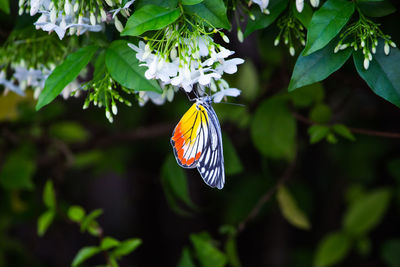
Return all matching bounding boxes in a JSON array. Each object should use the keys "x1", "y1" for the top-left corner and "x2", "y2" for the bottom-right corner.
[{"x1": 171, "y1": 96, "x2": 225, "y2": 189}]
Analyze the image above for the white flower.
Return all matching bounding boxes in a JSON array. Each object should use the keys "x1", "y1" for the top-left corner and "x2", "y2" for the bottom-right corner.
[
  {"x1": 212, "y1": 88, "x2": 241, "y2": 103},
  {"x1": 310, "y1": 0, "x2": 319, "y2": 8},
  {"x1": 111, "y1": 0, "x2": 135, "y2": 18},
  {"x1": 198, "y1": 69, "x2": 221, "y2": 86},
  {"x1": 30, "y1": 0, "x2": 42, "y2": 16},
  {"x1": 296, "y1": 0, "x2": 304, "y2": 12},
  {"x1": 215, "y1": 58, "x2": 244, "y2": 74},
  {"x1": 252, "y1": 0, "x2": 270, "y2": 14},
  {"x1": 0, "y1": 71, "x2": 24, "y2": 96}
]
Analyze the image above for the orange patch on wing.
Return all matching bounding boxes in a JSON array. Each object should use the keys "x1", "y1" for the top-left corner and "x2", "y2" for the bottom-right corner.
[
  {"x1": 187, "y1": 158, "x2": 195, "y2": 165},
  {"x1": 175, "y1": 138, "x2": 184, "y2": 149},
  {"x1": 195, "y1": 152, "x2": 201, "y2": 160},
  {"x1": 177, "y1": 149, "x2": 184, "y2": 160},
  {"x1": 181, "y1": 158, "x2": 187, "y2": 165}
]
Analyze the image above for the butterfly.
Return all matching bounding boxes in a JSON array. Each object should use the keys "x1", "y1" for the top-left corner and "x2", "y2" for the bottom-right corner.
[{"x1": 170, "y1": 95, "x2": 225, "y2": 189}]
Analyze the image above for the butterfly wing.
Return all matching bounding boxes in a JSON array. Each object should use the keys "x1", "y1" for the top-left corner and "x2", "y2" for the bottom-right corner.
[
  {"x1": 171, "y1": 103, "x2": 209, "y2": 168},
  {"x1": 197, "y1": 103, "x2": 225, "y2": 189}
]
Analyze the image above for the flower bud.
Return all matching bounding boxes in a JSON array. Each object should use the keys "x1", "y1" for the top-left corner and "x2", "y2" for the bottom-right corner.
[
  {"x1": 64, "y1": 0, "x2": 71, "y2": 15},
  {"x1": 274, "y1": 37, "x2": 280, "y2": 46},
  {"x1": 289, "y1": 46, "x2": 295, "y2": 56},
  {"x1": 384, "y1": 42, "x2": 390, "y2": 55},
  {"x1": 390, "y1": 41, "x2": 396, "y2": 48},
  {"x1": 90, "y1": 12, "x2": 96, "y2": 25},
  {"x1": 237, "y1": 29, "x2": 244, "y2": 43},
  {"x1": 114, "y1": 16, "x2": 124, "y2": 32},
  {"x1": 105, "y1": 0, "x2": 114, "y2": 7},
  {"x1": 310, "y1": 0, "x2": 319, "y2": 7},
  {"x1": 112, "y1": 104, "x2": 118, "y2": 115},
  {"x1": 73, "y1": 2, "x2": 79, "y2": 12},
  {"x1": 363, "y1": 58, "x2": 369, "y2": 70}
]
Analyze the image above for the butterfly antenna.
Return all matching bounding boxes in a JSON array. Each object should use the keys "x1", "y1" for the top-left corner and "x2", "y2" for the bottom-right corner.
[{"x1": 217, "y1": 102, "x2": 246, "y2": 107}]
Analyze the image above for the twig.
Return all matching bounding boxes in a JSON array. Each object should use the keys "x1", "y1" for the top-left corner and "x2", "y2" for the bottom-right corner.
[
  {"x1": 292, "y1": 112, "x2": 400, "y2": 139},
  {"x1": 238, "y1": 157, "x2": 297, "y2": 233}
]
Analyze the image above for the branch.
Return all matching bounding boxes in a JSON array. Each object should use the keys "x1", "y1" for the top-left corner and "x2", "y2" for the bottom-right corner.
[{"x1": 292, "y1": 112, "x2": 400, "y2": 139}]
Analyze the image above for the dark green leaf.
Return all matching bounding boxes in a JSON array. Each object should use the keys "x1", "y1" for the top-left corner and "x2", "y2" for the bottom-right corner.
[
  {"x1": 332, "y1": 124, "x2": 355, "y2": 141},
  {"x1": 81, "y1": 209, "x2": 103, "y2": 232},
  {"x1": 71, "y1": 246, "x2": 102, "y2": 267},
  {"x1": 381, "y1": 239, "x2": 400, "y2": 267},
  {"x1": 225, "y1": 235, "x2": 242, "y2": 267},
  {"x1": 101, "y1": 237, "x2": 120, "y2": 251},
  {"x1": 184, "y1": 0, "x2": 230, "y2": 29},
  {"x1": 314, "y1": 232, "x2": 352, "y2": 267},
  {"x1": 37, "y1": 210, "x2": 55, "y2": 237},
  {"x1": 251, "y1": 96, "x2": 296, "y2": 160},
  {"x1": 277, "y1": 186, "x2": 311, "y2": 230},
  {"x1": 36, "y1": 45, "x2": 98, "y2": 110},
  {"x1": 343, "y1": 188, "x2": 391, "y2": 236},
  {"x1": 93, "y1": 50, "x2": 106, "y2": 80},
  {"x1": 190, "y1": 233, "x2": 227, "y2": 267},
  {"x1": 353, "y1": 41, "x2": 400, "y2": 107},
  {"x1": 0, "y1": 146, "x2": 36, "y2": 191},
  {"x1": 105, "y1": 40, "x2": 162, "y2": 92},
  {"x1": 222, "y1": 134, "x2": 243, "y2": 176},
  {"x1": 122, "y1": 5, "x2": 180, "y2": 36},
  {"x1": 182, "y1": 0, "x2": 203, "y2": 5},
  {"x1": 387, "y1": 158, "x2": 400, "y2": 185},
  {"x1": 49, "y1": 121, "x2": 89, "y2": 143},
  {"x1": 244, "y1": 0, "x2": 289, "y2": 37},
  {"x1": 68, "y1": 206, "x2": 86, "y2": 223},
  {"x1": 43, "y1": 180, "x2": 56, "y2": 209},
  {"x1": 309, "y1": 103, "x2": 332, "y2": 124},
  {"x1": 289, "y1": 39, "x2": 352, "y2": 92},
  {"x1": 308, "y1": 125, "x2": 330, "y2": 144},
  {"x1": 356, "y1": 236, "x2": 371, "y2": 256},
  {"x1": 177, "y1": 247, "x2": 196, "y2": 267},
  {"x1": 135, "y1": 0, "x2": 178, "y2": 9},
  {"x1": 111, "y1": 238, "x2": 142, "y2": 258},
  {"x1": 0, "y1": 0, "x2": 10, "y2": 14},
  {"x1": 289, "y1": 83, "x2": 324, "y2": 108},
  {"x1": 357, "y1": 0, "x2": 396, "y2": 17},
  {"x1": 303, "y1": 0, "x2": 355, "y2": 55}
]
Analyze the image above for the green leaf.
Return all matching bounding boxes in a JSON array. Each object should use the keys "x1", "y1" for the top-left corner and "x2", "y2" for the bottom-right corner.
[
  {"x1": 105, "y1": 40, "x2": 162, "y2": 93},
  {"x1": 190, "y1": 233, "x2": 227, "y2": 267},
  {"x1": 353, "y1": 41, "x2": 400, "y2": 108},
  {"x1": 111, "y1": 238, "x2": 142, "y2": 258},
  {"x1": 277, "y1": 186, "x2": 311, "y2": 230},
  {"x1": 356, "y1": 236, "x2": 371, "y2": 256},
  {"x1": 314, "y1": 232, "x2": 352, "y2": 267},
  {"x1": 49, "y1": 121, "x2": 89, "y2": 143},
  {"x1": 381, "y1": 239, "x2": 400, "y2": 267},
  {"x1": 161, "y1": 154, "x2": 196, "y2": 215},
  {"x1": 81, "y1": 209, "x2": 103, "y2": 232},
  {"x1": 71, "y1": 246, "x2": 102, "y2": 267},
  {"x1": 101, "y1": 237, "x2": 120, "y2": 251},
  {"x1": 0, "y1": 0, "x2": 10, "y2": 14},
  {"x1": 181, "y1": 0, "x2": 203, "y2": 5},
  {"x1": 0, "y1": 146, "x2": 36, "y2": 191},
  {"x1": 250, "y1": 96, "x2": 296, "y2": 160},
  {"x1": 308, "y1": 125, "x2": 330, "y2": 144},
  {"x1": 303, "y1": 0, "x2": 355, "y2": 55},
  {"x1": 135, "y1": 0, "x2": 178, "y2": 9},
  {"x1": 288, "y1": 39, "x2": 352, "y2": 92},
  {"x1": 37, "y1": 210, "x2": 55, "y2": 237},
  {"x1": 184, "y1": 0, "x2": 230, "y2": 29},
  {"x1": 93, "y1": 50, "x2": 106, "y2": 80},
  {"x1": 36, "y1": 45, "x2": 98, "y2": 110},
  {"x1": 225, "y1": 235, "x2": 242, "y2": 267},
  {"x1": 222, "y1": 134, "x2": 243, "y2": 176},
  {"x1": 244, "y1": 0, "x2": 288, "y2": 37},
  {"x1": 121, "y1": 5, "x2": 180, "y2": 36},
  {"x1": 332, "y1": 124, "x2": 355, "y2": 141},
  {"x1": 290, "y1": 83, "x2": 324, "y2": 108},
  {"x1": 357, "y1": 0, "x2": 396, "y2": 17},
  {"x1": 309, "y1": 103, "x2": 332, "y2": 124},
  {"x1": 343, "y1": 188, "x2": 391, "y2": 236},
  {"x1": 68, "y1": 206, "x2": 86, "y2": 223},
  {"x1": 177, "y1": 247, "x2": 196, "y2": 267},
  {"x1": 43, "y1": 180, "x2": 56, "y2": 209}
]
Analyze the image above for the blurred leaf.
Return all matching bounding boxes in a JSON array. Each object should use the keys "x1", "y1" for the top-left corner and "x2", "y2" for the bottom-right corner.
[
  {"x1": 308, "y1": 125, "x2": 330, "y2": 144},
  {"x1": 111, "y1": 238, "x2": 142, "y2": 258},
  {"x1": 68, "y1": 206, "x2": 86, "y2": 223},
  {"x1": 43, "y1": 180, "x2": 56, "y2": 209},
  {"x1": 343, "y1": 188, "x2": 391, "y2": 236},
  {"x1": 161, "y1": 154, "x2": 196, "y2": 214},
  {"x1": 290, "y1": 83, "x2": 324, "y2": 108},
  {"x1": 49, "y1": 121, "x2": 89, "y2": 143},
  {"x1": 251, "y1": 96, "x2": 296, "y2": 160},
  {"x1": 387, "y1": 158, "x2": 400, "y2": 185},
  {"x1": 303, "y1": 0, "x2": 355, "y2": 55},
  {"x1": 244, "y1": 0, "x2": 288, "y2": 37},
  {"x1": 71, "y1": 246, "x2": 102, "y2": 267},
  {"x1": 101, "y1": 237, "x2": 120, "y2": 251},
  {"x1": 332, "y1": 124, "x2": 355, "y2": 141},
  {"x1": 121, "y1": 5, "x2": 180, "y2": 36},
  {"x1": 326, "y1": 133, "x2": 338, "y2": 144},
  {"x1": 81, "y1": 209, "x2": 103, "y2": 232},
  {"x1": 106, "y1": 40, "x2": 162, "y2": 92},
  {"x1": 289, "y1": 39, "x2": 352, "y2": 92},
  {"x1": 190, "y1": 233, "x2": 227, "y2": 267},
  {"x1": 222, "y1": 134, "x2": 243, "y2": 176},
  {"x1": 345, "y1": 184, "x2": 366, "y2": 205},
  {"x1": 0, "y1": 146, "x2": 36, "y2": 191},
  {"x1": 314, "y1": 232, "x2": 352, "y2": 267},
  {"x1": 309, "y1": 104, "x2": 332, "y2": 124},
  {"x1": 353, "y1": 41, "x2": 400, "y2": 107},
  {"x1": 356, "y1": 236, "x2": 371, "y2": 256},
  {"x1": 177, "y1": 247, "x2": 196, "y2": 267},
  {"x1": 235, "y1": 60, "x2": 259, "y2": 102},
  {"x1": 73, "y1": 150, "x2": 104, "y2": 169},
  {"x1": 36, "y1": 45, "x2": 98, "y2": 110},
  {"x1": 0, "y1": 92, "x2": 28, "y2": 121},
  {"x1": 277, "y1": 186, "x2": 311, "y2": 230},
  {"x1": 37, "y1": 210, "x2": 55, "y2": 237},
  {"x1": 381, "y1": 239, "x2": 400, "y2": 267},
  {"x1": 213, "y1": 105, "x2": 250, "y2": 129},
  {"x1": 182, "y1": 0, "x2": 203, "y2": 5},
  {"x1": 135, "y1": 0, "x2": 178, "y2": 9},
  {"x1": 184, "y1": 0, "x2": 230, "y2": 29},
  {"x1": 0, "y1": 0, "x2": 10, "y2": 14},
  {"x1": 293, "y1": 2, "x2": 313, "y2": 28},
  {"x1": 225, "y1": 235, "x2": 241, "y2": 267},
  {"x1": 357, "y1": 0, "x2": 396, "y2": 17}
]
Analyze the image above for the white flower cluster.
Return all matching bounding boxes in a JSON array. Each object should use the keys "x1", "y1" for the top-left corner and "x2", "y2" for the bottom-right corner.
[
  {"x1": 296, "y1": 0, "x2": 319, "y2": 13},
  {"x1": 251, "y1": 0, "x2": 270, "y2": 14},
  {"x1": 18, "y1": 0, "x2": 134, "y2": 39},
  {"x1": 128, "y1": 33, "x2": 243, "y2": 105}
]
